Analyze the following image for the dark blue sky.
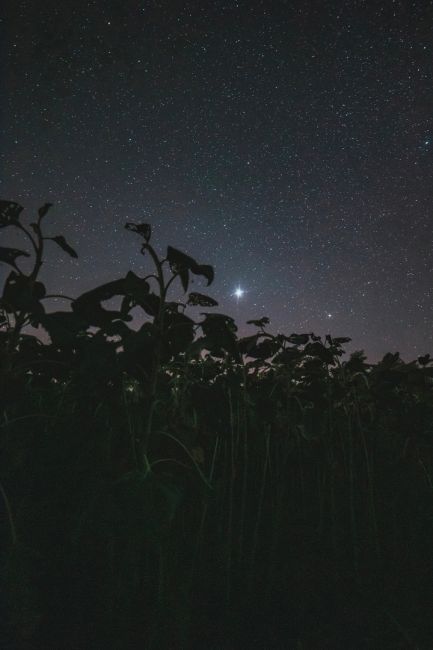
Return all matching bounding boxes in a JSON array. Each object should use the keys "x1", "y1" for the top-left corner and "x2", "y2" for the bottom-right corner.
[{"x1": 2, "y1": 0, "x2": 433, "y2": 360}]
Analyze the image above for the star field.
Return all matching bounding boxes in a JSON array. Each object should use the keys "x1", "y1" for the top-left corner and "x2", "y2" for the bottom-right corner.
[{"x1": 2, "y1": 0, "x2": 433, "y2": 360}]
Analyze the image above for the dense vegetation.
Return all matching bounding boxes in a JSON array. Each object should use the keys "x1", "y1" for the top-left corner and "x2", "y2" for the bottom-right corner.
[{"x1": 1, "y1": 200, "x2": 433, "y2": 649}]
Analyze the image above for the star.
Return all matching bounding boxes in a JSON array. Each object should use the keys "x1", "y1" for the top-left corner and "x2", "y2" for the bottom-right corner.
[{"x1": 4, "y1": 3, "x2": 433, "y2": 361}]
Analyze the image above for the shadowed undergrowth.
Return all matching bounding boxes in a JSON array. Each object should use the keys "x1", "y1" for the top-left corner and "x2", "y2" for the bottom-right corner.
[{"x1": 1, "y1": 201, "x2": 433, "y2": 649}]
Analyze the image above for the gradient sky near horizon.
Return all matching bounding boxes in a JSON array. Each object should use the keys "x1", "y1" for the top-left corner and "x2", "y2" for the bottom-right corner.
[{"x1": 1, "y1": 0, "x2": 433, "y2": 360}]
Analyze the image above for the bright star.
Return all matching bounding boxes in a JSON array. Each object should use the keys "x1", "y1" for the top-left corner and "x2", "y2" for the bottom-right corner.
[{"x1": 234, "y1": 287, "x2": 244, "y2": 299}]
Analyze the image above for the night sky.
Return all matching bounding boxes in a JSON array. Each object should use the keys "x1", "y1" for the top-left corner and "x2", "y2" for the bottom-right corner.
[{"x1": 2, "y1": 1, "x2": 433, "y2": 360}]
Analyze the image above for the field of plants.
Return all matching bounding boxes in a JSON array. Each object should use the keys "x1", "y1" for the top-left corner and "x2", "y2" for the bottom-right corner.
[{"x1": 1, "y1": 200, "x2": 433, "y2": 649}]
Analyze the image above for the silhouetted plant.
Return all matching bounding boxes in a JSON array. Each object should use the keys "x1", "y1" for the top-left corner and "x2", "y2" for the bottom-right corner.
[{"x1": 1, "y1": 199, "x2": 433, "y2": 649}]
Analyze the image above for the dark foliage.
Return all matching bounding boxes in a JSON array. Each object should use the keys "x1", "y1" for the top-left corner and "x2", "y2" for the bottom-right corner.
[{"x1": 1, "y1": 202, "x2": 433, "y2": 649}]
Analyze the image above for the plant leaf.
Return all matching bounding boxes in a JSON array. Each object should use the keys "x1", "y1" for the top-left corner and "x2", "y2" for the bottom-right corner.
[
  {"x1": 125, "y1": 222, "x2": 151, "y2": 242},
  {"x1": 38, "y1": 203, "x2": 53, "y2": 219},
  {"x1": 193, "y1": 264, "x2": 214, "y2": 286},
  {"x1": 247, "y1": 317, "x2": 270, "y2": 328},
  {"x1": 0, "y1": 246, "x2": 30, "y2": 268},
  {"x1": 2, "y1": 273, "x2": 45, "y2": 316},
  {"x1": 179, "y1": 267, "x2": 189, "y2": 292},
  {"x1": 187, "y1": 292, "x2": 218, "y2": 307},
  {"x1": 167, "y1": 246, "x2": 214, "y2": 288},
  {"x1": 50, "y1": 235, "x2": 78, "y2": 258},
  {"x1": 0, "y1": 200, "x2": 23, "y2": 228},
  {"x1": 238, "y1": 333, "x2": 260, "y2": 354},
  {"x1": 38, "y1": 311, "x2": 88, "y2": 347},
  {"x1": 247, "y1": 337, "x2": 280, "y2": 360},
  {"x1": 287, "y1": 333, "x2": 310, "y2": 345}
]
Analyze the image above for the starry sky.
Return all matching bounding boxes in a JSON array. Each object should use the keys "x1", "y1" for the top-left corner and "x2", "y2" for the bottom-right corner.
[{"x1": 2, "y1": 0, "x2": 433, "y2": 360}]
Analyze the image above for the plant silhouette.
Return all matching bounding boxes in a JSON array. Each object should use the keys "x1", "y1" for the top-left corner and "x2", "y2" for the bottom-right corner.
[{"x1": 1, "y1": 200, "x2": 433, "y2": 649}]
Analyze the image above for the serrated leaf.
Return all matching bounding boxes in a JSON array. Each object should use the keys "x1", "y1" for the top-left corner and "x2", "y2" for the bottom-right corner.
[{"x1": 50, "y1": 235, "x2": 78, "y2": 258}]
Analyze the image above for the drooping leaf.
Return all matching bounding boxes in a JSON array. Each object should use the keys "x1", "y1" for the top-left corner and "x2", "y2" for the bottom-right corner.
[
  {"x1": 166, "y1": 246, "x2": 214, "y2": 289},
  {"x1": 187, "y1": 292, "x2": 218, "y2": 307},
  {"x1": 166, "y1": 246, "x2": 192, "y2": 292},
  {"x1": 38, "y1": 203, "x2": 53, "y2": 219},
  {"x1": 193, "y1": 264, "x2": 214, "y2": 286},
  {"x1": 122, "y1": 271, "x2": 160, "y2": 316},
  {"x1": 0, "y1": 247, "x2": 30, "y2": 269},
  {"x1": 0, "y1": 201, "x2": 23, "y2": 228},
  {"x1": 124, "y1": 270, "x2": 150, "y2": 294},
  {"x1": 122, "y1": 271, "x2": 155, "y2": 314},
  {"x1": 49, "y1": 235, "x2": 78, "y2": 258},
  {"x1": 166, "y1": 246, "x2": 194, "y2": 269},
  {"x1": 125, "y1": 222, "x2": 152, "y2": 242}
]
